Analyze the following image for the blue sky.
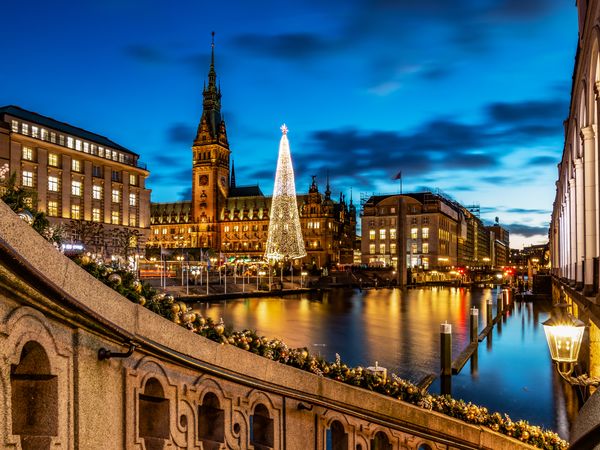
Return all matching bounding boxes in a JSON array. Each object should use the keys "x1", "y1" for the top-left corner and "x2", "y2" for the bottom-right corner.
[{"x1": 0, "y1": 0, "x2": 577, "y2": 248}]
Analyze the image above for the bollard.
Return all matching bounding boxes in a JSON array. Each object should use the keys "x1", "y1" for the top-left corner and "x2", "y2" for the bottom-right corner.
[
  {"x1": 497, "y1": 293, "x2": 503, "y2": 317},
  {"x1": 440, "y1": 322, "x2": 452, "y2": 376},
  {"x1": 486, "y1": 298, "x2": 493, "y2": 326},
  {"x1": 470, "y1": 308, "x2": 479, "y2": 343}
]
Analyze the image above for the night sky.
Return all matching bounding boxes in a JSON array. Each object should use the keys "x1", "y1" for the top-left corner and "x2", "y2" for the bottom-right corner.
[{"x1": 1, "y1": 0, "x2": 576, "y2": 248}]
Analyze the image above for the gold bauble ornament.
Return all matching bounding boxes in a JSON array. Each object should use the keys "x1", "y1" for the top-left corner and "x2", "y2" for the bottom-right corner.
[
  {"x1": 138, "y1": 296, "x2": 146, "y2": 306},
  {"x1": 171, "y1": 304, "x2": 181, "y2": 314},
  {"x1": 133, "y1": 280, "x2": 142, "y2": 293},
  {"x1": 108, "y1": 273, "x2": 122, "y2": 285},
  {"x1": 521, "y1": 431, "x2": 530, "y2": 440},
  {"x1": 80, "y1": 255, "x2": 91, "y2": 265}
]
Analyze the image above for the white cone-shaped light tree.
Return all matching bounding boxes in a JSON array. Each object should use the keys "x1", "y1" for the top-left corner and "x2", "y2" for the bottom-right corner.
[{"x1": 265, "y1": 124, "x2": 307, "y2": 261}]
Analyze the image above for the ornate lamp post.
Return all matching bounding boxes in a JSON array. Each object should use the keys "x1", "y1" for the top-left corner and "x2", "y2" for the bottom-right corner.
[{"x1": 543, "y1": 292, "x2": 600, "y2": 388}]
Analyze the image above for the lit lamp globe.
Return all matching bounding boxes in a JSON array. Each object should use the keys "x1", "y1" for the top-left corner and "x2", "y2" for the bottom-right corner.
[{"x1": 542, "y1": 310, "x2": 585, "y2": 375}]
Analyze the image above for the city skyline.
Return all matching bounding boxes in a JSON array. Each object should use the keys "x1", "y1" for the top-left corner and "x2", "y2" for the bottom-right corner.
[{"x1": 0, "y1": 0, "x2": 577, "y2": 248}]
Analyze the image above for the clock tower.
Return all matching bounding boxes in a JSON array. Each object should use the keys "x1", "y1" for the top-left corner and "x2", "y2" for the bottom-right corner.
[{"x1": 191, "y1": 33, "x2": 231, "y2": 249}]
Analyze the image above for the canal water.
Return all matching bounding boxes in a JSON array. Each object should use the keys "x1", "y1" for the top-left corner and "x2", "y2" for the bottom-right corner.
[{"x1": 194, "y1": 287, "x2": 571, "y2": 437}]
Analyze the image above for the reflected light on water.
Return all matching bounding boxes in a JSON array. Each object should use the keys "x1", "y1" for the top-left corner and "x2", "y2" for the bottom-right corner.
[{"x1": 195, "y1": 287, "x2": 571, "y2": 434}]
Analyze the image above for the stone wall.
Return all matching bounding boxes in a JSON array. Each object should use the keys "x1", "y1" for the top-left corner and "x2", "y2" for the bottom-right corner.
[{"x1": 0, "y1": 200, "x2": 532, "y2": 449}]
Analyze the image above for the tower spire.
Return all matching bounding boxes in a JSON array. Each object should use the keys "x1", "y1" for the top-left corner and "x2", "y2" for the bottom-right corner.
[
  {"x1": 195, "y1": 31, "x2": 224, "y2": 145},
  {"x1": 230, "y1": 160, "x2": 236, "y2": 188},
  {"x1": 325, "y1": 170, "x2": 331, "y2": 200}
]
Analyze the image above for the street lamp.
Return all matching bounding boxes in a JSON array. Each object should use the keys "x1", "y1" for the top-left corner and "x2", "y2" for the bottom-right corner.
[
  {"x1": 543, "y1": 292, "x2": 600, "y2": 388},
  {"x1": 301, "y1": 271, "x2": 308, "y2": 288}
]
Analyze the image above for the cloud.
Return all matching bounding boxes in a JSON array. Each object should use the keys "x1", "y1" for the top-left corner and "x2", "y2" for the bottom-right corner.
[
  {"x1": 526, "y1": 155, "x2": 558, "y2": 166},
  {"x1": 178, "y1": 187, "x2": 192, "y2": 201},
  {"x1": 231, "y1": 33, "x2": 334, "y2": 60},
  {"x1": 487, "y1": 99, "x2": 569, "y2": 125},
  {"x1": 505, "y1": 207, "x2": 551, "y2": 215},
  {"x1": 123, "y1": 45, "x2": 167, "y2": 64},
  {"x1": 504, "y1": 223, "x2": 549, "y2": 237},
  {"x1": 168, "y1": 123, "x2": 195, "y2": 144}
]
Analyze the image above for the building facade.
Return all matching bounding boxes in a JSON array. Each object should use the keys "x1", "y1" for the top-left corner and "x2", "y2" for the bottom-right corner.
[
  {"x1": 0, "y1": 106, "x2": 151, "y2": 257},
  {"x1": 361, "y1": 192, "x2": 508, "y2": 272},
  {"x1": 148, "y1": 44, "x2": 356, "y2": 267},
  {"x1": 550, "y1": 0, "x2": 600, "y2": 295}
]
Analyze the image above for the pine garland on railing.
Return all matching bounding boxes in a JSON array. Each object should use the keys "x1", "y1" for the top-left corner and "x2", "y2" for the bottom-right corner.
[{"x1": 74, "y1": 256, "x2": 567, "y2": 450}]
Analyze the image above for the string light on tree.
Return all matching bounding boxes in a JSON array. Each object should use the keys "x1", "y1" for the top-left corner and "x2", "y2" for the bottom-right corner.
[{"x1": 265, "y1": 124, "x2": 306, "y2": 261}]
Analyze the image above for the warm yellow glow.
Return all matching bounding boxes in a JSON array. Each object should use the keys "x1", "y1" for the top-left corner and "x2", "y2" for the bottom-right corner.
[{"x1": 543, "y1": 324, "x2": 584, "y2": 363}]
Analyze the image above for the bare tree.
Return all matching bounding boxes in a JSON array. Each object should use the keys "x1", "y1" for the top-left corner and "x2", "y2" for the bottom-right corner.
[{"x1": 66, "y1": 219, "x2": 105, "y2": 253}]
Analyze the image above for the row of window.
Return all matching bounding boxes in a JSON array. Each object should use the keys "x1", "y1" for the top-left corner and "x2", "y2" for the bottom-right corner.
[
  {"x1": 23, "y1": 147, "x2": 139, "y2": 186},
  {"x1": 46, "y1": 200, "x2": 137, "y2": 225},
  {"x1": 13, "y1": 120, "x2": 136, "y2": 166},
  {"x1": 23, "y1": 171, "x2": 137, "y2": 206},
  {"x1": 369, "y1": 229, "x2": 397, "y2": 240},
  {"x1": 368, "y1": 242, "x2": 434, "y2": 255}
]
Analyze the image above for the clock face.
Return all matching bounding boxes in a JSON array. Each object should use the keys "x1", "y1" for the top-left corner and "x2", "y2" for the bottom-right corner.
[{"x1": 199, "y1": 175, "x2": 209, "y2": 186}]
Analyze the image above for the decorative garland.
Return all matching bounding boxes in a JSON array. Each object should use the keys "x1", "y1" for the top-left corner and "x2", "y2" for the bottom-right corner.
[{"x1": 75, "y1": 257, "x2": 567, "y2": 450}]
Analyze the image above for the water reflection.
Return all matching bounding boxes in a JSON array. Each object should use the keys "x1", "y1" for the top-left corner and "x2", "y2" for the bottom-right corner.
[{"x1": 195, "y1": 287, "x2": 570, "y2": 434}]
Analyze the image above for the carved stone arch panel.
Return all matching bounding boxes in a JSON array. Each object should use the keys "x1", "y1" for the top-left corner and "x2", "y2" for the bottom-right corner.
[
  {"x1": 244, "y1": 389, "x2": 283, "y2": 450},
  {"x1": 192, "y1": 375, "x2": 238, "y2": 449},
  {"x1": 0, "y1": 306, "x2": 72, "y2": 450},
  {"x1": 372, "y1": 426, "x2": 398, "y2": 449},
  {"x1": 126, "y1": 356, "x2": 180, "y2": 450},
  {"x1": 320, "y1": 409, "x2": 358, "y2": 449}
]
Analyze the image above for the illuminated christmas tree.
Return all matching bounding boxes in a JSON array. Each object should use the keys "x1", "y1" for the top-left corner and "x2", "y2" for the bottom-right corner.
[{"x1": 265, "y1": 124, "x2": 307, "y2": 261}]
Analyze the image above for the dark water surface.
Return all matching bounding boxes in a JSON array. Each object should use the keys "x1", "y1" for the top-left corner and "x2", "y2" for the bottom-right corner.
[{"x1": 194, "y1": 287, "x2": 570, "y2": 436}]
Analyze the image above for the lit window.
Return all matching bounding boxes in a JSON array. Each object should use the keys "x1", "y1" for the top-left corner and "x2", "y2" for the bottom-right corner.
[
  {"x1": 75, "y1": 139, "x2": 82, "y2": 151},
  {"x1": 161, "y1": 228, "x2": 167, "y2": 235},
  {"x1": 72, "y1": 159, "x2": 81, "y2": 172},
  {"x1": 99, "y1": 147, "x2": 105, "y2": 158},
  {"x1": 224, "y1": 225, "x2": 230, "y2": 232},
  {"x1": 422, "y1": 227, "x2": 429, "y2": 239},
  {"x1": 369, "y1": 244, "x2": 376, "y2": 254},
  {"x1": 83, "y1": 142, "x2": 89, "y2": 153},
  {"x1": 112, "y1": 189, "x2": 120, "y2": 203},
  {"x1": 59, "y1": 135, "x2": 65, "y2": 146},
  {"x1": 153, "y1": 228, "x2": 159, "y2": 235},
  {"x1": 92, "y1": 208, "x2": 101, "y2": 222},
  {"x1": 129, "y1": 213, "x2": 136, "y2": 227},
  {"x1": 31, "y1": 126, "x2": 39, "y2": 138},
  {"x1": 48, "y1": 176, "x2": 59, "y2": 192},
  {"x1": 233, "y1": 225, "x2": 239, "y2": 232},
  {"x1": 111, "y1": 211, "x2": 119, "y2": 224},
  {"x1": 67, "y1": 137, "x2": 74, "y2": 148},
  {"x1": 129, "y1": 193, "x2": 137, "y2": 207},
  {"x1": 22, "y1": 123, "x2": 29, "y2": 135},
  {"x1": 47, "y1": 200, "x2": 58, "y2": 216},
  {"x1": 41, "y1": 129, "x2": 48, "y2": 141},
  {"x1": 423, "y1": 258, "x2": 429, "y2": 269},
  {"x1": 390, "y1": 228, "x2": 396, "y2": 239},
  {"x1": 91, "y1": 144, "x2": 97, "y2": 155},
  {"x1": 71, "y1": 204, "x2": 80, "y2": 219},
  {"x1": 390, "y1": 207, "x2": 396, "y2": 213},
  {"x1": 390, "y1": 243, "x2": 396, "y2": 254},
  {"x1": 50, "y1": 132, "x2": 56, "y2": 143},
  {"x1": 422, "y1": 243, "x2": 429, "y2": 254},
  {"x1": 380, "y1": 229, "x2": 386, "y2": 239},
  {"x1": 22, "y1": 171, "x2": 33, "y2": 187},
  {"x1": 411, "y1": 243, "x2": 418, "y2": 254},
  {"x1": 369, "y1": 230, "x2": 375, "y2": 240},
  {"x1": 380, "y1": 243, "x2": 386, "y2": 254},
  {"x1": 243, "y1": 224, "x2": 249, "y2": 232},
  {"x1": 411, "y1": 228, "x2": 418, "y2": 239},
  {"x1": 71, "y1": 181, "x2": 82, "y2": 196},
  {"x1": 119, "y1": 153, "x2": 124, "y2": 163},
  {"x1": 11, "y1": 120, "x2": 18, "y2": 132},
  {"x1": 113, "y1": 152, "x2": 118, "y2": 161},
  {"x1": 22, "y1": 146, "x2": 33, "y2": 160},
  {"x1": 48, "y1": 153, "x2": 58, "y2": 167},
  {"x1": 93, "y1": 185, "x2": 102, "y2": 200}
]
